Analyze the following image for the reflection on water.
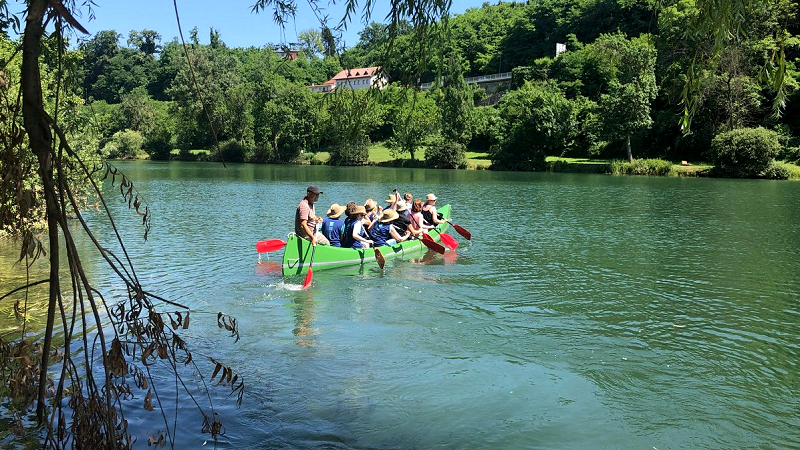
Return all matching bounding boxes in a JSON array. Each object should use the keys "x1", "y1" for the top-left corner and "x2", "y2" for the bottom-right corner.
[{"x1": 2, "y1": 162, "x2": 798, "y2": 450}]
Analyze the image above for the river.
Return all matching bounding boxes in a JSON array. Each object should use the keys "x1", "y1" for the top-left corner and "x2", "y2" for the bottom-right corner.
[{"x1": 1, "y1": 161, "x2": 798, "y2": 449}]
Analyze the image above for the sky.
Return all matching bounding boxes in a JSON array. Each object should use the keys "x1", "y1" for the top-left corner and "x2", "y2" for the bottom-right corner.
[{"x1": 63, "y1": 0, "x2": 493, "y2": 49}]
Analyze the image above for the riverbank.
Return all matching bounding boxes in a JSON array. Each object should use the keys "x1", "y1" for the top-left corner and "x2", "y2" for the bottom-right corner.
[{"x1": 166, "y1": 145, "x2": 800, "y2": 179}]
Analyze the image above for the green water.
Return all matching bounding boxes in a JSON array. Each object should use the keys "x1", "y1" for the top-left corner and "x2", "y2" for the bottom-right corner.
[{"x1": 1, "y1": 161, "x2": 798, "y2": 449}]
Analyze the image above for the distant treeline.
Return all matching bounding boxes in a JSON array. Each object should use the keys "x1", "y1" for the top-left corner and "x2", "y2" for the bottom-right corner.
[{"x1": 7, "y1": 0, "x2": 800, "y2": 174}]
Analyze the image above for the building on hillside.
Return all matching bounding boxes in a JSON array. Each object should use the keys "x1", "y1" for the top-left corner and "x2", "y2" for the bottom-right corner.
[
  {"x1": 270, "y1": 44, "x2": 301, "y2": 60},
  {"x1": 308, "y1": 66, "x2": 388, "y2": 93}
]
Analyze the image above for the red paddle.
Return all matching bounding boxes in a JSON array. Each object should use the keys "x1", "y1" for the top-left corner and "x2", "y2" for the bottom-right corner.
[
  {"x1": 301, "y1": 243, "x2": 317, "y2": 289},
  {"x1": 256, "y1": 239, "x2": 287, "y2": 253},
  {"x1": 421, "y1": 233, "x2": 446, "y2": 255},
  {"x1": 439, "y1": 232, "x2": 459, "y2": 250},
  {"x1": 446, "y1": 221, "x2": 471, "y2": 241}
]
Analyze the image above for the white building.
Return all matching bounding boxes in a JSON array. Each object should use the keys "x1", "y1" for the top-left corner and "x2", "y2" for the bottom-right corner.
[{"x1": 309, "y1": 66, "x2": 388, "y2": 93}]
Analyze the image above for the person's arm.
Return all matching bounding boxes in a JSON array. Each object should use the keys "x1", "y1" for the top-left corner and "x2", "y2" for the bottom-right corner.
[
  {"x1": 352, "y1": 222, "x2": 373, "y2": 247},
  {"x1": 429, "y1": 205, "x2": 444, "y2": 225},
  {"x1": 301, "y1": 219, "x2": 317, "y2": 245},
  {"x1": 390, "y1": 224, "x2": 409, "y2": 242}
]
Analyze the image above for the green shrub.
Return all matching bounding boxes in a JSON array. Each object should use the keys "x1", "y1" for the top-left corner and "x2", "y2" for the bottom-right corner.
[
  {"x1": 609, "y1": 158, "x2": 675, "y2": 176},
  {"x1": 761, "y1": 161, "x2": 791, "y2": 180},
  {"x1": 328, "y1": 135, "x2": 370, "y2": 165},
  {"x1": 709, "y1": 127, "x2": 781, "y2": 177},
  {"x1": 102, "y1": 129, "x2": 144, "y2": 159},
  {"x1": 212, "y1": 139, "x2": 251, "y2": 163},
  {"x1": 425, "y1": 139, "x2": 467, "y2": 169},
  {"x1": 144, "y1": 127, "x2": 173, "y2": 160}
]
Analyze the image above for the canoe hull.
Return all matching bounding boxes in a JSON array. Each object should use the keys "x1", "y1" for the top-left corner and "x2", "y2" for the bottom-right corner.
[{"x1": 281, "y1": 204, "x2": 451, "y2": 275}]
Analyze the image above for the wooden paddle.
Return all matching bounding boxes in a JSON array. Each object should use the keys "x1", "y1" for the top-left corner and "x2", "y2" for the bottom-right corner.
[
  {"x1": 374, "y1": 247, "x2": 386, "y2": 270},
  {"x1": 256, "y1": 239, "x2": 287, "y2": 253}
]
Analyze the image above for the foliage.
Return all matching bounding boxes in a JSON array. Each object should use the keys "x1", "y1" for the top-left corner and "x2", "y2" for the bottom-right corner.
[
  {"x1": 491, "y1": 80, "x2": 574, "y2": 170},
  {"x1": 425, "y1": 137, "x2": 467, "y2": 169},
  {"x1": 253, "y1": 79, "x2": 320, "y2": 162},
  {"x1": 709, "y1": 127, "x2": 782, "y2": 177},
  {"x1": 144, "y1": 125, "x2": 173, "y2": 160},
  {"x1": 386, "y1": 89, "x2": 439, "y2": 160},
  {"x1": 211, "y1": 138, "x2": 251, "y2": 162},
  {"x1": 323, "y1": 88, "x2": 383, "y2": 165},
  {"x1": 761, "y1": 160, "x2": 791, "y2": 179},
  {"x1": 103, "y1": 129, "x2": 145, "y2": 159},
  {"x1": 609, "y1": 158, "x2": 676, "y2": 176}
]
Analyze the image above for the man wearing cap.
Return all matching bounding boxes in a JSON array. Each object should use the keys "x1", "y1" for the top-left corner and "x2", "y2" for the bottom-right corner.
[{"x1": 295, "y1": 185, "x2": 330, "y2": 245}]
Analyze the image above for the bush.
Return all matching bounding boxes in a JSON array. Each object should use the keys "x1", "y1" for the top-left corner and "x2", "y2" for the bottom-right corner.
[
  {"x1": 328, "y1": 135, "x2": 370, "y2": 165},
  {"x1": 211, "y1": 139, "x2": 251, "y2": 163},
  {"x1": 609, "y1": 158, "x2": 675, "y2": 176},
  {"x1": 709, "y1": 127, "x2": 781, "y2": 177},
  {"x1": 425, "y1": 139, "x2": 467, "y2": 169},
  {"x1": 144, "y1": 127, "x2": 173, "y2": 160},
  {"x1": 102, "y1": 129, "x2": 144, "y2": 159},
  {"x1": 761, "y1": 161, "x2": 791, "y2": 180}
]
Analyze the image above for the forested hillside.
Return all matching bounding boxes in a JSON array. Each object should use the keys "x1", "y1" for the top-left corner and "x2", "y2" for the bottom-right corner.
[{"x1": 9, "y1": 0, "x2": 799, "y2": 173}]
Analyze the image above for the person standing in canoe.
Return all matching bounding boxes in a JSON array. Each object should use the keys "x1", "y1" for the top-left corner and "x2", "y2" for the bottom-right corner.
[
  {"x1": 321, "y1": 203, "x2": 346, "y2": 247},
  {"x1": 422, "y1": 193, "x2": 445, "y2": 226},
  {"x1": 295, "y1": 185, "x2": 330, "y2": 245}
]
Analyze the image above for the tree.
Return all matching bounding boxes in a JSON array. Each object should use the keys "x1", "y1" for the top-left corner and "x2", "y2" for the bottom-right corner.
[
  {"x1": 298, "y1": 28, "x2": 324, "y2": 58},
  {"x1": 388, "y1": 89, "x2": 439, "y2": 160},
  {"x1": 491, "y1": 80, "x2": 575, "y2": 170},
  {"x1": 592, "y1": 33, "x2": 658, "y2": 161},
  {"x1": 127, "y1": 29, "x2": 162, "y2": 57}
]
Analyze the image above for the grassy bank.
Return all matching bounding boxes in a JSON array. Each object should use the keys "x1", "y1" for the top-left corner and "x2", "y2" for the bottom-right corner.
[{"x1": 167, "y1": 146, "x2": 800, "y2": 180}]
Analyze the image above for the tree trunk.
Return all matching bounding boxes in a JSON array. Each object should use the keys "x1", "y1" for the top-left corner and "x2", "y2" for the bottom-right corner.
[
  {"x1": 626, "y1": 135, "x2": 633, "y2": 163},
  {"x1": 21, "y1": 0, "x2": 62, "y2": 424}
]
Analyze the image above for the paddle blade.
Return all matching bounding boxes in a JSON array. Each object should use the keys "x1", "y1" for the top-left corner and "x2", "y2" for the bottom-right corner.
[
  {"x1": 256, "y1": 239, "x2": 287, "y2": 253},
  {"x1": 374, "y1": 248, "x2": 386, "y2": 270},
  {"x1": 439, "y1": 232, "x2": 459, "y2": 250},
  {"x1": 452, "y1": 223, "x2": 471, "y2": 240},
  {"x1": 301, "y1": 243, "x2": 317, "y2": 289},
  {"x1": 301, "y1": 267, "x2": 313, "y2": 289},
  {"x1": 421, "y1": 233, "x2": 446, "y2": 255}
]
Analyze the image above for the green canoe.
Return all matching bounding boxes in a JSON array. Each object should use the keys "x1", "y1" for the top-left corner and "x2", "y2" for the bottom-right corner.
[{"x1": 282, "y1": 204, "x2": 451, "y2": 275}]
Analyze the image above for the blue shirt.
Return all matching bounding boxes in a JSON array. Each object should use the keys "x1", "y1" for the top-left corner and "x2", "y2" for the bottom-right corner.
[{"x1": 321, "y1": 216, "x2": 345, "y2": 247}]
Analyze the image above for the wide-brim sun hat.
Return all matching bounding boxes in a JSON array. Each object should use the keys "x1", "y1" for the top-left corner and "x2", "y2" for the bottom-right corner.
[
  {"x1": 352, "y1": 205, "x2": 367, "y2": 215},
  {"x1": 380, "y1": 209, "x2": 399, "y2": 223},
  {"x1": 385, "y1": 194, "x2": 396, "y2": 203},
  {"x1": 425, "y1": 193, "x2": 437, "y2": 201},
  {"x1": 365, "y1": 199, "x2": 377, "y2": 212},
  {"x1": 395, "y1": 200, "x2": 408, "y2": 212},
  {"x1": 327, "y1": 203, "x2": 345, "y2": 218}
]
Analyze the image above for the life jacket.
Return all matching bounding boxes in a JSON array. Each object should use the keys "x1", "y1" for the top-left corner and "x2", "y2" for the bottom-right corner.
[
  {"x1": 321, "y1": 217, "x2": 345, "y2": 247},
  {"x1": 341, "y1": 217, "x2": 368, "y2": 248},
  {"x1": 370, "y1": 222, "x2": 392, "y2": 247}
]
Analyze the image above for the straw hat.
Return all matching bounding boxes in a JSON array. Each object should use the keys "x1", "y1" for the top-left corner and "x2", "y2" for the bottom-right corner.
[
  {"x1": 352, "y1": 205, "x2": 367, "y2": 216},
  {"x1": 364, "y1": 198, "x2": 377, "y2": 212},
  {"x1": 385, "y1": 194, "x2": 397, "y2": 204},
  {"x1": 395, "y1": 200, "x2": 408, "y2": 212},
  {"x1": 380, "y1": 209, "x2": 399, "y2": 223},
  {"x1": 425, "y1": 193, "x2": 437, "y2": 201},
  {"x1": 326, "y1": 203, "x2": 345, "y2": 219}
]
